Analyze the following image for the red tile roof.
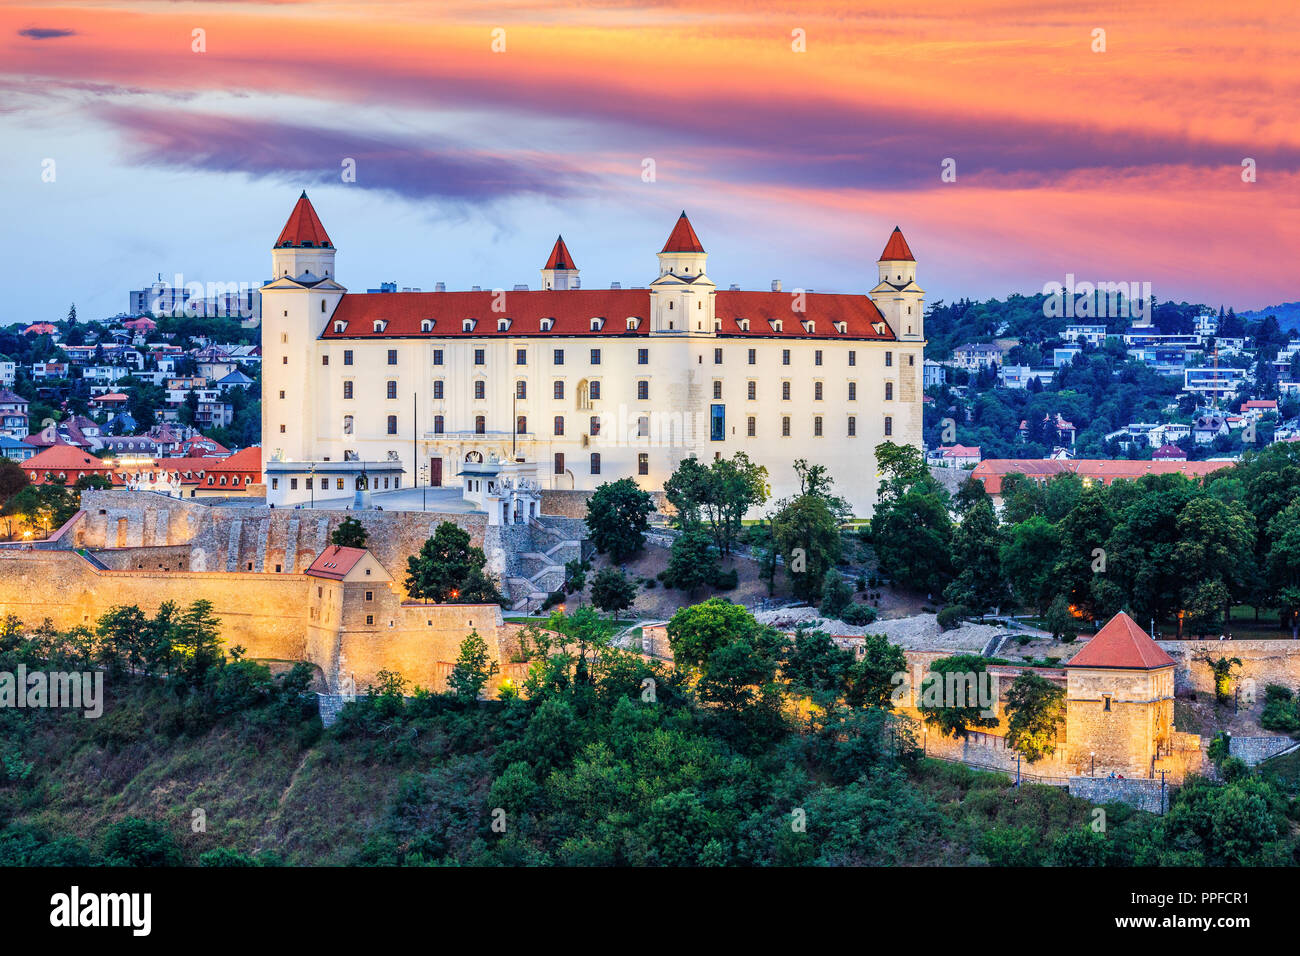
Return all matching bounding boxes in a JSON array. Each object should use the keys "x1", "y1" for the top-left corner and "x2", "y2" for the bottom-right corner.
[
  {"x1": 544, "y1": 235, "x2": 576, "y2": 271},
  {"x1": 879, "y1": 226, "x2": 914, "y2": 261},
  {"x1": 970, "y1": 458, "x2": 1234, "y2": 494},
  {"x1": 321, "y1": 288, "x2": 895, "y2": 341},
  {"x1": 275, "y1": 191, "x2": 333, "y2": 249},
  {"x1": 206, "y1": 446, "x2": 262, "y2": 476},
  {"x1": 1066, "y1": 611, "x2": 1174, "y2": 670},
  {"x1": 660, "y1": 211, "x2": 705, "y2": 254},
  {"x1": 21, "y1": 445, "x2": 111, "y2": 481},
  {"x1": 305, "y1": 546, "x2": 369, "y2": 580},
  {"x1": 1151, "y1": 444, "x2": 1187, "y2": 460}
]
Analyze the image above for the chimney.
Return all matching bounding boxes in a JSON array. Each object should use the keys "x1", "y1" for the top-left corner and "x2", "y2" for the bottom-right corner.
[
  {"x1": 610, "y1": 281, "x2": 621, "y2": 289},
  {"x1": 471, "y1": 285, "x2": 482, "y2": 292},
  {"x1": 771, "y1": 279, "x2": 782, "y2": 292},
  {"x1": 729, "y1": 284, "x2": 739, "y2": 291},
  {"x1": 513, "y1": 284, "x2": 529, "y2": 291},
  {"x1": 435, "y1": 282, "x2": 445, "y2": 292}
]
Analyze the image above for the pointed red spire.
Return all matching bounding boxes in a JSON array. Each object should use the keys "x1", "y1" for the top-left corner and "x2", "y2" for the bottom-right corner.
[
  {"x1": 275, "y1": 191, "x2": 333, "y2": 249},
  {"x1": 878, "y1": 226, "x2": 914, "y2": 262},
  {"x1": 660, "y1": 211, "x2": 705, "y2": 254},
  {"x1": 544, "y1": 235, "x2": 576, "y2": 270}
]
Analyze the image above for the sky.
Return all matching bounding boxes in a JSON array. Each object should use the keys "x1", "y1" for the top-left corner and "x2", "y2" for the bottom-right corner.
[{"x1": 1, "y1": 0, "x2": 1297, "y2": 323}]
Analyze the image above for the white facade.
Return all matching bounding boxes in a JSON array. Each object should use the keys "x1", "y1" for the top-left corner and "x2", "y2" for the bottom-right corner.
[{"x1": 261, "y1": 198, "x2": 925, "y2": 517}]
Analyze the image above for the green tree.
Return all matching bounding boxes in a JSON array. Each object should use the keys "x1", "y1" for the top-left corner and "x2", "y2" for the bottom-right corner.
[
  {"x1": 585, "y1": 478, "x2": 655, "y2": 562},
  {"x1": 666, "y1": 598, "x2": 767, "y2": 673},
  {"x1": 447, "y1": 630, "x2": 499, "y2": 702},
  {"x1": 590, "y1": 568, "x2": 636, "y2": 620},
  {"x1": 664, "y1": 452, "x2": 769, "y2": 557},
  {"x1": 770, "y1": 489, "x2": 842, "y2": 602},
  {"x1": 404, "y1": 522, "x2": 504, "y2": 605},
  {"x1": 871, "y1": 486, "x2": 953, "y2": 597},
  {"x1": 661, "y1": 526, "x2": 720, "y2": 596},
  {"x1": 846, "y1": 634, "x2": 908, "y2": 709},
  {"x1": 943, "y1": 498, "x2": 1008, "y2": 613},
  {"x1": 330, "y1": 517, "x2": 368, "y2": 549},
  {"x1": 819, "y1": 570, "x2": 854, "y2": 619},
  {"x1": 917, "y1": 654, "x2": 1000, "y2": 739},
  {"x1": 1003, "y1": 671, "x2": 1066, "y2": 762},
  {"x1": 999, "y1": 516, "x2": 1061, "y2": 614},
  {"x1": 1044, "y1": 594, "x2": 1079, "y2": 642}
]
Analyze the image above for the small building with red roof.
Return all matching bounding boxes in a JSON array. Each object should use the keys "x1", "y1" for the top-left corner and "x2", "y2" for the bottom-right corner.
[
  {"x1": 199, "y1": 446, "x2": 261, "y2": 495},
  {"x1": 1064, "y1": 611, "x2": 1182, "y2": 777},
  {"x1": 21, "y1": 445, "x2": 113, "y2": 485},
  {"x1": 1151, "y1": 443, "x2": 1187, "y2": 461}
]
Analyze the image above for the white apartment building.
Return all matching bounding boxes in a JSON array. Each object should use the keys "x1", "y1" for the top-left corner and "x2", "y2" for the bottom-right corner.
[{"x1": 261, "y1": 194, "x2": 925, "y2": 516}]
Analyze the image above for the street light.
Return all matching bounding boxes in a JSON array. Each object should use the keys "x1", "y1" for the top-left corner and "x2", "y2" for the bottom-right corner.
[
  {"x1": 309, "y1": 461, "x2": 315, "y2": 508},
  {"x1": 1090, "y1": 751, "x2": 1096, "y2": 775}
]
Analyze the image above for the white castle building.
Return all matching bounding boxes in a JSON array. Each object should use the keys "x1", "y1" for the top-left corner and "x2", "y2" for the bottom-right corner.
[{"x1": 260, "y1": 193, "x2": 924, "y2": 516}]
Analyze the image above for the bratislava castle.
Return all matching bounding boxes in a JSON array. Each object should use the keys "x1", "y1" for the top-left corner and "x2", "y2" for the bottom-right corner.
[{"x1": 261, "y1": 193, "x2": 924, "y2": 516}]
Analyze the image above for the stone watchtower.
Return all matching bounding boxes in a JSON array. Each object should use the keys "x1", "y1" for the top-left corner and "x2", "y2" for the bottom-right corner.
[{"x1": 1064, "y1": 611, "x2": 1176, "y2": 778}]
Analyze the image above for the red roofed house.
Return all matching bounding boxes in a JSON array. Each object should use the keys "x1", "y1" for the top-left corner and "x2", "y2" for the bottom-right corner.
[
  {"x1": 1064, "y1": 611, "x2": 1201, "y2": 778},
  {"x1": 21, "y1": 445, "x2": 113, "y2": 486},
  {"x1": 933, "y1": 444, "x2": 981, "y2": 468},
  {"x1": 971, "y1": 458, "x2": 1234, "y2": 509},
  {"x1": 199, "y1": 446, "x2": 262, "y2": 496},
  {"x1": 1151, "y1": 443, "x2": 1187, "y2": 461},
  {"x1": 260, "y1": 194, "x2": 925, "y2": 516},
  {"x1": 22, "y1": 323, "x2": 57, "y2": 337}
]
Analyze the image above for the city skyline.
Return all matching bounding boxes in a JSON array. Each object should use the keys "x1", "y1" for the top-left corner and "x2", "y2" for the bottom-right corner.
[{"x1": 1, "y1": 0, "x2": 1296, "y2": 321}]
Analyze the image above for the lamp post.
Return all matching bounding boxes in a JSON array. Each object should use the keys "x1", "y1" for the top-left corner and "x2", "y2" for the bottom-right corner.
[
  {"x1": 1090, "y1": 751, "x2": 1096, "y2": 776},
  {"x1": 309, "y1": 461, "x2": 315, "y2": 509}
]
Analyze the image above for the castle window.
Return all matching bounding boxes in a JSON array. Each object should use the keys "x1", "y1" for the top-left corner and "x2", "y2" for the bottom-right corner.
[
  {"x1": 344, "y1": 350, "x2": 353, "y2": 365},
  {"x1": 366, "y1": 615, "x2": 374, "y2": 625},
  {"x1": 849, "y1": 350, "x2": 856, "y2": 366},
  {"x1": 848, "y1": 416, "x2": 856, "y2": 437},
  {"x1": 590, "y1": 453, "x2": 600, "y2": 474},
  {"x1": 387, "y1": 415, "x2": 398, "y2": 435},
  {"x1": 589, "y1": 381, "x2": 600, "y2": 400},
  {"x1": 814, "y1": 416, "x2": 823, "y2": 437},
  {"x1": 747, "y1": 381, "x2": 756, "y2": 400},
  {"x1": 782, "y1": 349, "x2": 790, "y2": 366},
  {"x1": 886, "y1": 351, "x2": 893, "y2": 367},
  {"x1": 516, "y1": 380, "x2": 526, "y2": 400},
  {"x1": 590, "y1": 348, "x2": 601, "y2": 365},
  {"x1": 517, "y1": 416, "x2": 527, "y2": 434},
  {"x1": 884, "y1": 416, "x2": 893, "y2": 436},
  {"x1": 638, "y1": 381, "x2": 649, "y2": 400},
  {"x1": 373, "y1": 321, "x2": 387, "y2": 333},
  {"x1": 713, "y1": 381, "x2": 722, "y2": 399},
  {"x1": 474, "y1": 348, "x2": 485, "y2": 365},
  {"x1": 516, "y1": 348, "x2": 526, "y2": 365},
  {"x1": 885, "y1": 382, "x2": 893, "y2": 401},
  {"x1": 782, "y1": 417, "x2": 791, "y2": 437},
  {"x1": 1103, "y1": 695, "x2": 1112, "y2": 712},
  {"x1": 387, "y1": 380, "x2": 398, "y2": 400},
  {"x1": 475, "y1": 416, "x2": 485, "y2": 434},
  {"x1": 554, "y1": 381, "x2": 564, "y2": 400},
  {"x1": 637, "y1": 416, "x2": 649, "y2": 438},
  {"x1": 714, "y1": 347, "x2": 723, "y2": 364},
  {"x1": 421, "y1": 319, "x2": 433, "y2": 332},
  {"x1": 747, "y1": 348, "x2": 756, "y2": 365},
  {"x1": 321, "y1": 355, "x2": 329, "y2": 366},
  {"x1": 747, "y1": 417, "x2": 756, "y2": 437},
  {"x1": 475, "y1": 381, "x2": 486, "y2": 399},
  {"x1": 343, "y1": 415, "x2": 354, "y2": 435},
  {"x1": 782, "y1": 382, "x2": 791, "y2": 401},
  {"x1": 589, "y1": 416, "x2": 600, "y2": 436},
  {"x1": 434, "y1": 380, "x2": 444, "y2": 399},
  {"x1": 554, "y1": 349, "x2": 564, "y2": 365},
  {"x1": 433, "y1": 349, "x2": 444, "y2": 365},
  {"x1": 434, "y1": 415, "x2": 444, "y2": 434},
  {"x1": 554, "y1": 452, "x2": 565, "y2": 475},
  {"x1": 638, "y1": 453, "x2": 649, "y2": 475},
  {"x1": 321, "y1": 301, "x2": 326, "y2": 313},
  {"x1": 814, "y1": 382, "x2": 823, "y2": 401},
  {"x1": 815, "y1": 350, "x2": 823, "y2": 366},
  {"x1": 848, "y1": 382, "x2": 857, "y2": 401},
  {"x1": 554, "y1": 416, "x2": 564, "y2": 436},
  {"x1": 637, "y1": 348, "x2": 648, "y2": 365}
]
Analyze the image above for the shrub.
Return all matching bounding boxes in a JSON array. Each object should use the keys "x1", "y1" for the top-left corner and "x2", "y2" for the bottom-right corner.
[
  {"x1": 839, "y1": 603, "x2": 877, "y2": 626},
  {"x1": 713, "y1": 568, "x2": 739, "y2": 591},
  {"x1": 936, "y1": 605, "x2": 969, "y2": 631}
]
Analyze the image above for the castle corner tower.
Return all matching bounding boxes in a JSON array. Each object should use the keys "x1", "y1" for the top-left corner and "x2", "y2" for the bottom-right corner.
[
  {"x1": 540, "y1": 236, "x2": 579, "y2": 290},
  {"x1": 649, "y1": 211, "x2": 715, "y2": 334},
  {"x1": 869, "y1": 226, "x2": 924, "y2": 343}
]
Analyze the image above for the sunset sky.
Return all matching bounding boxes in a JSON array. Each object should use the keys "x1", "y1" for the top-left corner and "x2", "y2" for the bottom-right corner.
[{"x1": 1, "y1": 0, "x2": 1296, "y2": 321}]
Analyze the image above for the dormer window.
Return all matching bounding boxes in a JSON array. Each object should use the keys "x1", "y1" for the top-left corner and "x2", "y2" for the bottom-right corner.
[
  {"x1": 333, "y1": 320, "x2": 347, "y2": 333},
  {"x1": 540, "y1": 318, "x2": 554, "y2": 332},
  {"x1": 626, "y1": 317, "x2": 640, "y2": 331},
  {"x1": 590, "y1": 317, "x2": 605, "y2": 332},
  {"x1": 737, "y1": 318, "x2": 750, "y2": 332},
  {"x1": 372, "y1": 320, "x2": 387, "y2": 333},
  {"x1": 463, "y1": 318, "x2": 477, "y2": 333},
  {"x1": 420, "y1": 319, "x2": 434, "y2": 333},
  {"x1": 713, "y1": 320, "x2": 721, "y2": 332},
  {"x1": 770, "y1": 319, "x2": 783, "y2": 333},
  {"x1": 835, "y1": 321, "x2": 848, "y2": 334},
  {"x1": 872, "y1": 321, "x2": 888, "y2": 335},
  {"x1": 802, "y1": 320, "x2": 816, "y2": 334},
  {"x1": 497, "y1": 318, "x2": 511, "y2": 332}
]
